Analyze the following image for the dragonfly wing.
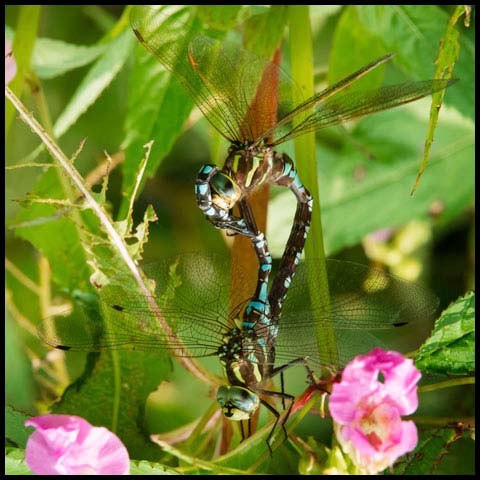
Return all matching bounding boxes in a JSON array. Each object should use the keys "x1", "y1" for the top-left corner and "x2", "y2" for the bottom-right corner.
[
  {"x1": 38, "y1": 289, "x2": 225, "y2": 357},
  {"x1": 269, "y1": 78, "x2": 455, "y2": 145},
  {"x1": 189, "y1": 36, "x2": 304, "y2": 143},
  {"x1": 131, "y1": 5, "x2": 303, "y2": 144},
  {"x1": 131, "y1": 6, "x2": 237, "y2": 140},
  {"x1": 37, "y1": 254, "x2": 252, "y2": 358},
  {"x1": 271, "y1": 259, "x2": 438, "y2": 370}
]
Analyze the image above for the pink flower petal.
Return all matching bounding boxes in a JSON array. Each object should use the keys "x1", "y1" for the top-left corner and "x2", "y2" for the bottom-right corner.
[
  {"x1": 25, "y1": 414, "x2": 130, "y2": 475},
  {"x1": 329, "y1": 381, "x2": 381, "y2": 424},
  {"x1": 329, "y1": 348, "x2": 421, "y2": 474}
]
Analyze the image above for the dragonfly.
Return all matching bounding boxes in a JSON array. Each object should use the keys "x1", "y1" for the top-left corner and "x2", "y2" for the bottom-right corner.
[
  {"x1": 130, "y1": 5, "x2": 454, "y2": 323},
  {"x1": 38, "y1": 254, "x2": 438, "y2": 450}
]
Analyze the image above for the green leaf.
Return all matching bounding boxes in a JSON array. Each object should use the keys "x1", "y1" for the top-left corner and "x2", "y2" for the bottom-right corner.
[
  {"x1": 53, "y1": 29, "x2": 136, "y2": 138},
  {"x1": 5, "y1": 406, "x2": 32, "y2": 449},
  {"x1": 243, "y1": 5, "x2": 289, "y2": 60},
  {"x1": 393, "y1": 427, "x2": 467, "y2": 474},
  {"x1": 12, "y1": 168, "x2": 93, "y2": 293},
  {"x1": 328, "y1": 7, "x2": 387, "y2": 90},
  {"x1": 5, "y1": 299, "x2": 36, "y2": 412},
  {"x1": 354, "y1": 5, "x2": 474, "y2": 121},
  {"x1": 52, "y1": 350, "x2": 171, "y2": 461},
  {"x1": 121, "y1": 42, "x2": 195, "y2": 218},
  {"x1": 196, "y1": 5, "x2": 243, "y2": 31},
  {"x1": 126, "y1": 205, "x2": 158, "y2": 258},
  {"x1": 410, "y1": 6, "x2": 469, "y2": 195},
  {"x1": 5, "y1": 447, "x2": 33, "y2": 475},
  {"x1": 268, "y1": 105, "x2": 474, "y2": 257},
  {"x1": 130, "y1": 459, "x2": 180, "y2": 475},
  {"x1": 6, "y1": 26, "x2": 109, "y2": 79},
  {"x1": 32, "y1": 38, "x2": 108, "y2": 79},
  {"x1": 415, "y1": 292, "x2": 474, "y2": 376},
  {"x1": 12, "y1": 169, "x2": 92, "y2": 293}
]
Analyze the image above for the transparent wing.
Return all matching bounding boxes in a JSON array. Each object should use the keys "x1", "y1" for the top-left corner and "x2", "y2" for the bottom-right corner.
[
  {"x1": 37, "y1": 254, "x2": 252, "y2": 358},
  {"x1": 131, "y1": 8, "x2": 455, "y2": 149},
  {"x1": 267, "y1": 78, "x2": 455, "y2": 146},
  {"x1": 38, "y1": 255, "x2": 438, "y2": 374},
  {"x1": 130, "y1": 5, "x2": 302, "y2": 144},
  {"x1": 260, "y1": 259, "x2": 439, "y2": 371}
]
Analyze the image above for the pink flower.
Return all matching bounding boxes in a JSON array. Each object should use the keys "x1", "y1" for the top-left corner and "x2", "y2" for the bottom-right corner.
[
  {"x1": 5, "y1": 38, "x2": 17, "y2": 84},
  {"x1": 25, "y1": 414, "x2": 130, "y2": 475},
  {"x1": 329, "y1": 348, "x2": 421, "y2": 474}
]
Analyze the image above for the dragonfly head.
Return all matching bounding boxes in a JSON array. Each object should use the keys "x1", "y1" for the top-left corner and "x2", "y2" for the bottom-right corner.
[
  {"x1": 217, "y1": 385, "x2": 260, "y2": 421},
  {"x1": 210, "y1": 171, "x2": 242, "y2": 210}
]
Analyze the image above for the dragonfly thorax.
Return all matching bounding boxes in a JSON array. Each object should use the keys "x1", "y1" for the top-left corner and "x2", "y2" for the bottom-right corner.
[
  {"x1": 219, "y1": 146, "x2": 274, "y2": 198},
  {"x1": 218, "y1": 326, "x2": 268, "y2": 389}
]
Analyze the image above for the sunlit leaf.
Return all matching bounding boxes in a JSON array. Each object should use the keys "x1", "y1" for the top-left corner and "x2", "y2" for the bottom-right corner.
[
  {"x1": 415, "y1": 291, "x2": 474, "y2": 376},
  {"x1": 5, "y1": 448, "x2": 32, "y2": 476},
  {"x1": 411, "y1": 5, "x2": 469, "y2": 195},
  {"x1": 53, "y1": 30, "x2": 135, "y2": 138}
]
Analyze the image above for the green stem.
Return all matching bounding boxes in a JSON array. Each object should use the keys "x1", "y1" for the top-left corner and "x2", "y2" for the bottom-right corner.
[
  {"x1": 184, "y1": 400, "x2": 219, "y2": 450},
  {"x1": 111, "y1": 350, "x2": 121, "y2": 433},
  {"x1": 288, "y1": 6, "x2": 336, "y2": 367},
  {"x1": 410, "y1": 416, "x2": 475, "y2": 427},
  {"x1": 419, "y1": 376, "x2": 475, "y2": 393},
  {"x1": 152, "y1": 440, "x2": 246, "y2": 474},
  {"x1": 246, "y1": 393, "x2": 319, "y2": 473}
]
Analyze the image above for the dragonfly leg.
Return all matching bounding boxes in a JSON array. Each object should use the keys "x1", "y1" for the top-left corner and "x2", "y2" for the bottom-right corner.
[
  {"x1": 257, "y1": 388, "x2": 295, "y2": 452},
  {"x1": 269, "y1": 153, "x2": 313, "y2": 319},
  {"x1": 270, "y1": 356, "x2": 311, "y2": 378},
  {"x1": 240, "y1": 420, "x2": 246, "y2": 442},
  {"x1": 250, "y1": 356, "x2": 312, "y2": 451}
]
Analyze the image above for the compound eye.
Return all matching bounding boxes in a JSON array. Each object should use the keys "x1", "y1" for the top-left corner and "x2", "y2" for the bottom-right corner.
[
  {"x1": 216, "y1": 386, "x2": 260, "y2": 421},
  {"x1": 210, "y1": 172, "x2": 241, "y2": 209},
  {"x1": 211, "y1": 172, "x2": 236, "y2": 197}
]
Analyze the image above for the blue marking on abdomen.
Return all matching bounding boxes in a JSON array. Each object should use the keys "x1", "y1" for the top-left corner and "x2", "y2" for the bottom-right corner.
[
  {"x1": 248, "y1": 300, "x2": 266, "y2": 311},
  {"x1": 283, "y1": 162, "x2": 292, "y2": 176},
  {"x1": 259, "y1": 282, "x2": 268, "y2": 302},
  {"x1": 293, "y1": 174, "x2": 304, "y2": 190},
  {"x1": 201, "y1": 165, "x2": 213, "y2": 174}
]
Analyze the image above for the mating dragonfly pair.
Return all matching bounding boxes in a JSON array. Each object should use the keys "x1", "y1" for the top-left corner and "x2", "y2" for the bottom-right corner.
[{"x1": 40, "y1": 5, "x2": 447, "y2": 451}]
